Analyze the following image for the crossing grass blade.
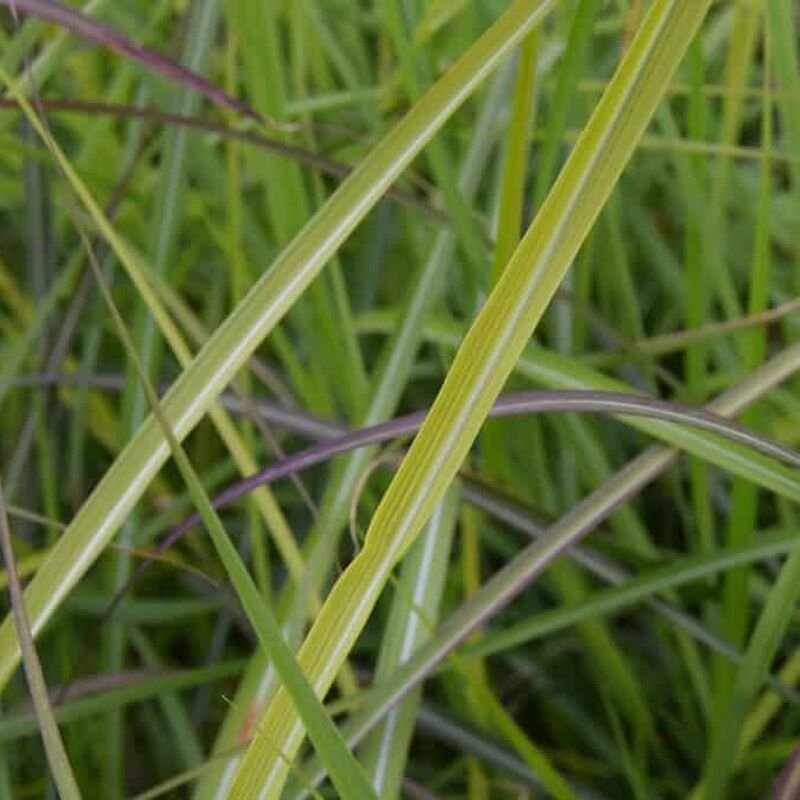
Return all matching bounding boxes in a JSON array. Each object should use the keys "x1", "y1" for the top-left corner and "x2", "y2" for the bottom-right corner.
[
  {"x1": 2, "y1": 1, "x2": 797, "y2": 796},
  {"x1": 1, "y1": 64, "x2": 307, "y2": 605},
  {"x1": 466, "y1": 530, "x2": 800, "y2": 661},
  {"x1": 0, "y1": 0, "x2": 559, "y2": 691},
  {"x1": 228, "y1": 2, "x2": 716, "y2": 796},
  {"x1": 158, "y1": 390, "x2": 800, "y2": 549},
  {"x1": 190, "y1": 64, "x2": 518, "y2": 798}
]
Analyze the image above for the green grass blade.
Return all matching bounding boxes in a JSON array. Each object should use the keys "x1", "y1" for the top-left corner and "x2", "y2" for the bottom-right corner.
[
  {"x1": 0, "y1": 2, "x2": 795, "y2": 794},
  {"x1": 381, "y1": 0, "x2": 487, "y2": 304},
  {"x1": 715, "y1": 23, "x2": 774, "y2": 723},
  {"x1": 105, "y1": 3, "x2": 219, "y2": 791},
  {"x1": 192, "y1": 63, "x2": 515, "y2": 798},
  {"x1": 280, "y1": 312, "x2": 800, "y2": 800},
  {"x1": 2, "y1": 66, "x2": 307, "y2": 596},
  {"x1": 128, "y1": 628, "x2": 204, "y2": 771},
  {"x1": 0, "y1": 661, "x2": 243, "y2": 745},
  {"x1": 492, "y1": 29, "x2": 539, "y2": 282},
  {"x1": 461, "y1": 482, "x2": 791, "y2": 689},
  {"x1": 532, "y1": 0, "x2": 602, "y2": 208}
]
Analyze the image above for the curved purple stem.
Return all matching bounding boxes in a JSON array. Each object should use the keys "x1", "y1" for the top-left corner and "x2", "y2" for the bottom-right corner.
[{"x1": 99, "y1": 388, "x2": 800, "y2": 623}]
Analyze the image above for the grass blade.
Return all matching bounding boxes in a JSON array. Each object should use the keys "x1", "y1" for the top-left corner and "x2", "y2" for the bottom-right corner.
[
  {"x1": 701, "y1": 545, "x2": 800, "y2": 800},
  {"x1": 466, "y1": 530, "x2": 800, "y2": 660},
  {"x1": 362, "y1": 314, "x2": 800, "y2": 504},
  {"x1": 0, "y1": 661, "x2": 243, "y2": 745},
  {"x1": 192, "y1": 63, "x2": 518, "y2": 797}
]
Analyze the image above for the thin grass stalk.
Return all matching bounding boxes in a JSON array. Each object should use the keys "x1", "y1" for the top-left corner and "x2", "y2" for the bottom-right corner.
[
  {"x1": 104, "y1": 3, "x2": 219, "y2": 791},
  {"x1": 0, "y1": 478, "x2": 81, "y2": 800},
  {"x1": 0, "y1": 0, "x2": 258, "y2": 120}
]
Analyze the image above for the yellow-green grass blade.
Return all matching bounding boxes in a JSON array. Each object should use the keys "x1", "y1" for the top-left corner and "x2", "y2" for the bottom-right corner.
[
  {"x1": 229, "y1": 2, "x2": 716, "y2": 797},
  {"x1": 0, "y1": 0, "x2": 558, "y2": 693},
  {"x1": 192, "y1": 64, "x2": 517, "y2": 799},
  {"x1": 135, "y1": 367, "x2": 381, "y2": 800},
  {"x1": 1, "y1": 71, "x2": 305, "y2": 594}
]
